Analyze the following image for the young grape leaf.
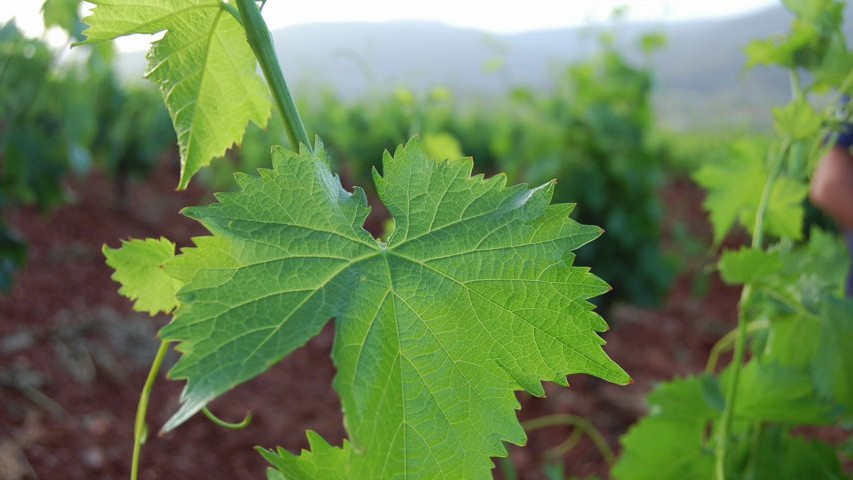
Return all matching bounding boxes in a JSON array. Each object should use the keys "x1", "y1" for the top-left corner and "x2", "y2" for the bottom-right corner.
[
  {"x1": 745, "y1": 0, "x2": 844, "y2": 70},
  {"x1": 80, "y1": 0, "x2": 271, "y2": 189},
  {"x1": 103, "y1": 238, "x2": 182, "y2": 316},
  {"x1": 813, "y1": 297, "x2": 853, "y2": 410},
  {"x1": 719, "y1": 231, "x2": 849, "y2": 311},
  {"x1": 612, "y1": 375, "x2": 720, "y2": 480},
  {"x1": 764, "y1": 311, "x2": 820, "y2": 369},
  {"x1": 725, "y1": 361, "x2": 835, "y2": 425},
  {"x1": 43, "y1": 0, "x2": 85, "y2": 41},
  {"x1": 158, "y1": 139, "x2": 628, "y2": 478},
  {"x1": 773, "y1": 100, "x2": 822, "y2": 141},
  {"x1": 750, "y1": 427, "x2": 846, "y2": 480},
  {"x1": 693, "y1": 140, "x2": 807, "y2": 244},
  {"x1": 718, "y1": 247, "x2": 784, "y2": 286}
]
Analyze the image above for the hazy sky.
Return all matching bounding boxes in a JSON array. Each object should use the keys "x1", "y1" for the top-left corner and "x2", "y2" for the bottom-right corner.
[{"x1": 4, "y1": 0, "x2": 779, "y2": 50}]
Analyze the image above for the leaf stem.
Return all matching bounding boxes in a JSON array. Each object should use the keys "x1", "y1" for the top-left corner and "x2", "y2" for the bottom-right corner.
[
  {"x1": 234, "y1": 0, "x2": 311, "y2": 152},
  {"x1": 705, "y1": 319, "x2": 769, "y2": 374},
  {"x1": 714, "y1": 139, "x2": 789, "y2": 480},
  {"x1": 522, "y1": 414, "x2": 616, "y2": 465},
  {"x1": 130, "y1": 341, "x2": 170, "y2": 480},
  {"x1": 202, "y1": 406, "x2": 253, "y2": 430}
]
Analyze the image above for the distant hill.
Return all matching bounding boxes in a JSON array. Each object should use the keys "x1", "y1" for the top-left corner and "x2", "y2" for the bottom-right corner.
[{"x1": 116, "y1": 6, "x2": 853, "y2": 130}]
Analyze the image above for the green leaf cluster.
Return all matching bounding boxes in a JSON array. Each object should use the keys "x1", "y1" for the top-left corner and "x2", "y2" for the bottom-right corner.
[
  {"x1": 745, "y1": 0, "x2": 848, "y2": 73},
  {"x1": 619, "y1": 1, "x2": 853, "y2": 477}
]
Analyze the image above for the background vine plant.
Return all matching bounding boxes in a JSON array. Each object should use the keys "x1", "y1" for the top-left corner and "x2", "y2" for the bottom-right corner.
[
  {"x1": 83, "y1": 0, "x2": 628, "y2": 478},
  {"x1": 613, "y1": 1, "x2": 853, "y2": 478}
]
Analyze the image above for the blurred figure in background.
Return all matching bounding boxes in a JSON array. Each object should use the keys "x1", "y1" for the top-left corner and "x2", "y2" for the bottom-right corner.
[{"x1": 810, "y1": 97, "x2": 853, "y2": 297}]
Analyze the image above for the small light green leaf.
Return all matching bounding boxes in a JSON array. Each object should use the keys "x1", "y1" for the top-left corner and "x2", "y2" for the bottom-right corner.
[
  {"x1": 745, "y1": 38, "x2": 789, "y2": 68},
  {"x1": 718, "y1": 247, "x2": 784, "y2": 286},
  {"x1": 81, "y1": 0, "x2": 271, "y2": 189},
  {"x1": 693, "y1": 140, "x2": 807, "y2": 244},
  {"x1": 773, "y1": 100, "x2": 822, "y2": 140},
  {"x1": 103, "y1": 238, "x2": 182, "y2": 315},
  {"x1": 43, "y1": 0, "x2": 85, "y2": 41},
  {"x1": 159, "y1": 139, "x2": 627, "y2": 478}
]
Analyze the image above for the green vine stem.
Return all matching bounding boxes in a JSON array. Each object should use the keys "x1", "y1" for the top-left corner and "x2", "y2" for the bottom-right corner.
[
  {"x1": 714, "y1": 138, "x2": 790, "y2": 480},
  {"x1": 131, "y1": 341, "x2": 170, "y2": 480},
  {"x1": 233, "y1": 0, "x2": 312, "y2": 152},
  {"x1": 522, "y1": 414, "x2": 617, "y2": 465},
  {"x1": 202, "y1": 407, "x2": 253, "y2": 430},
  {"x1": 705, "y1": 319, "x2": 769, "y2": 374}
]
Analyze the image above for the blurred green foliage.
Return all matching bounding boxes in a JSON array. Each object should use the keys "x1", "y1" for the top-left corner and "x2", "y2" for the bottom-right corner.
[
  {"x1": 0, "y1": 5, "x2": 175, "y2": 290},
  {"x1": 616, "y1": 0, "x2": 853, "y2": 478}
]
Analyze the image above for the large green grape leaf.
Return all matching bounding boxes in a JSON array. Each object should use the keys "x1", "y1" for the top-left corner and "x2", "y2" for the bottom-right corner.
[
  {"x1": 612, "y1": 375, "x2": 721, "y2": 480},
  {"x1": 694, "y1": 140, "x2": 807, "y2": 244},
  {"x1": 155, "y1": 139, "x2": 627, "y2": 478},
  {"x1": 103, "y1": 238, "x2": 182, "y2": 315},
  {"x1": 80, "y1": 0, "x2": 271, "y2": 189}
]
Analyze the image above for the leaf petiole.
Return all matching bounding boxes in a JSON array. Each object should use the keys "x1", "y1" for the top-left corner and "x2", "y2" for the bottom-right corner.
[
  {"x1": 522, "y1": 414, "x2": 617, "y2": 465},
  {"x1": 234, "y1": 0, "x2": 311, "y2": 151},
  {"x1": 131, "y1": 341, "x2": 171, "y2": 480},
  {"x1": 202, "y1": 407, "x2": 253, "y2": 430}
]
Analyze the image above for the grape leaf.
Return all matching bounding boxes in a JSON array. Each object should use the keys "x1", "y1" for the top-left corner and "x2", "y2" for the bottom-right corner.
[
  {"x1": 750, "y1": 427, "x2": 846, "y2": 480},
  {"x1": 80, "y1": 0, "x2": 271, "y2": 189},
  {"x1": 773, "y1": 100, "x2": 822, "y2": 141},
  {"x1": 718, "y1": 247, "x2": 784, "y2": 286},
  {"x1": 693, "y1": 140, "x2": 807, "y2": 244},
  {"x1": 43, "y1": 0, "x2": 85, "y2": 41},
  {"x1": 103, "y1": 238, "x2": 182, "y2": 315},
  {"x1": 726, "y1": 361, "x2": 835, "y2": 425},
  {"x1": 813, "y1": 297, "x2": 853, "y2": 410},
  {"x1": 719, "y1": 231, "x2": 849, "y2": 310},
  {"x1": 765, "y1": 311, "x2": 820, "y2": 369},
  {"x1": 157, "y1": 139, "x2": 628, "y2": 478},
  {"x1": 612, "y1": 376, "x2": 720, "y2": 480}
]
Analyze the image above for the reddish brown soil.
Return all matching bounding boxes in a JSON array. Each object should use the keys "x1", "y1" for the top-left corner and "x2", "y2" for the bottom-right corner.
[{"x1": 0, "y1": 163, "x2": 744, "y2": 480}]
